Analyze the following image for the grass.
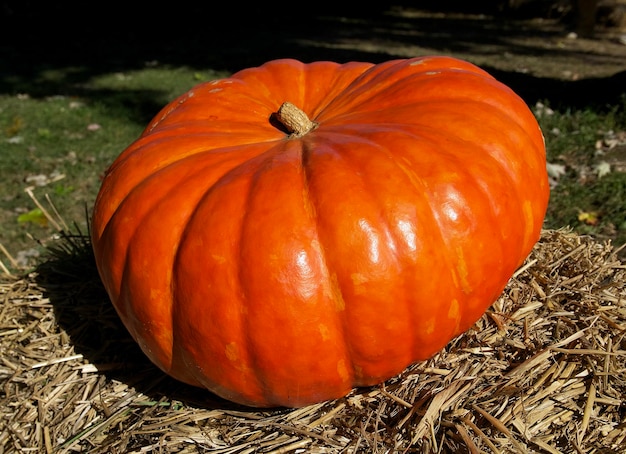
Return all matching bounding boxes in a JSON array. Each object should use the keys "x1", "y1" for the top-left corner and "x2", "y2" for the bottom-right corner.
[
  {"x1": 535, "y1": 98, "x2": 626, "y2": 249},
  {"x1": 1, "y1": 91, "x2": 140, "y2": 264},
  {"x1": 0, "y1": 65, "x2": 229, "y2": 267},
  {"x1": 1, "y1": 65, "x2": 625, "y2": 270}
]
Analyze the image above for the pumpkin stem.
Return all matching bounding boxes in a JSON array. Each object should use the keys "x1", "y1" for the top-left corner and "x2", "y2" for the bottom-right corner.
[{"x1": 276, "y1": 102, "x2": 318, "y2": 137}]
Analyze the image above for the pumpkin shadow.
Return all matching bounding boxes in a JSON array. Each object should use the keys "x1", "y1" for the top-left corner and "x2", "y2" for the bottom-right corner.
[{"x1": 32, "y1": 226, "x2": 261, "y2": 412}]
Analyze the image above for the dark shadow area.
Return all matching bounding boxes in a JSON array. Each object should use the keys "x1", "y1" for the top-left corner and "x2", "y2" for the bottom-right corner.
[
  {"x1": 2, "y1": 1, "x2": 625, "y2": 121},
  {"x1": 32, "y1": 228, "x2": 262, "y2": 411},
  {"x1": 0, "y1": 3, "x2": 401, "y2": 125},
  {"x1": 484, "y1": 66, "x2": 626, "y2": 109}
]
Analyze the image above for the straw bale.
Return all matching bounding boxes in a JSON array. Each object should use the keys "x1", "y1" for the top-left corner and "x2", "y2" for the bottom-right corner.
[{"x1": 0, "y1": 228, "x2": 624, "y2": 453}]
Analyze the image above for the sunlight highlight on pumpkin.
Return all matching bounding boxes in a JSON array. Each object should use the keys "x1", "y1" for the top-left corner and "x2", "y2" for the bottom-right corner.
[
  {"x1": 397, "y1": 219, "x2": 417, "y2": 252},
  {"x1": 358, "y1": 218, "x2": 380, "y2": 264}
]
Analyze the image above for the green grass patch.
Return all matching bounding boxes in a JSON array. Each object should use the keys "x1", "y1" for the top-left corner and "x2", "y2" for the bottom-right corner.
[
  {"x1": 535, "y1": 98, "x2": 626, "y2": 250},
  {"x1": 0, "y1": 65, "x2": 228, "y2": 266}
]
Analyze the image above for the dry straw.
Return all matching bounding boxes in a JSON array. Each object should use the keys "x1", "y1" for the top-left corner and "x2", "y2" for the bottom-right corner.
[{"x1": 1, "y1": 226, "x2": 624, "y2": 453}]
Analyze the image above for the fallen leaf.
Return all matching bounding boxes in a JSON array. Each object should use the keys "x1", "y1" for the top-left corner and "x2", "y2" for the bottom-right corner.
[
  {"x1": 6, "y1": 136, "x2": 23, "y2": 144},
  {"x1": 17, "y1": 208, "x2": 48, "y2": 227},
  {"x1": 578, "y1": 211, "x2": 599, "y2": 226},
  {"x1": 594, "y1": 161, "x2": 611, "y2": 178},
  {"x1": 547, "y1": 162, "x2": 567, "y2": 179},
  {"x1": 547, "y1": 162, "x2": 567, "y2": 187}
]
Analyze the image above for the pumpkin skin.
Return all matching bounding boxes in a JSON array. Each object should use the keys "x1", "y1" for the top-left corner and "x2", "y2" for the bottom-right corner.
[{"x1": 91, "y1": 56, "x2": 549, "y2": 408}]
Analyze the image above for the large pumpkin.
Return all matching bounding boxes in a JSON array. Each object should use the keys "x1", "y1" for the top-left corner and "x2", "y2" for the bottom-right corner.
[{"x1": 91, "y1": 56, "x2": 549, "y2": 408}]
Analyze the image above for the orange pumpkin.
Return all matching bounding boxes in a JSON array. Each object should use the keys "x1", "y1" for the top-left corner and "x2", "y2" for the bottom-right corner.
[{"x1": 91, "y1": 57, "x2": 549, "y2": 408}]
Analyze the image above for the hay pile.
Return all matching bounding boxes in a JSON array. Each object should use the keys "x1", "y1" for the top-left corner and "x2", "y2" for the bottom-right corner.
[{"x1": 1, "y1": 228, "x2": 624, "y2": 453}]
